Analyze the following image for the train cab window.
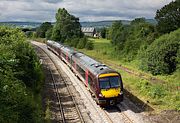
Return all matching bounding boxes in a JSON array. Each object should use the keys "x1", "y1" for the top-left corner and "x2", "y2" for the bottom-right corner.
[
  {"x1": 99, "y1": 76, "x2": 120, "y2": 89},
  {"x1": 99, "y1": 78, "x2": 110, "y2": 89},
  {"x1": 109, "y1": 76, "x2": 120, "y2": 88}
]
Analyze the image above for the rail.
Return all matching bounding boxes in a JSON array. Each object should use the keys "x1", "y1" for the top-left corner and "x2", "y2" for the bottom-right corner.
[{"x1": 35, "y1": 45, "x2": 85, "y2": 123}]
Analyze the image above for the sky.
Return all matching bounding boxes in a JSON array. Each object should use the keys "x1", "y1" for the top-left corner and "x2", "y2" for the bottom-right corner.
[{"x1": 0, "y1": 0, "x2": 173, "y2": 22}]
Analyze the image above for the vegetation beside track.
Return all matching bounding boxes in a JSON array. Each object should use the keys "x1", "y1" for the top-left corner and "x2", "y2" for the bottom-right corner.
[
  {"x1": 0, "y1": 26, "x2": 44, "y2": 122},
  {"x1": 28, "y1": 1, "x2": 180, "y2": 113},
  {"x1": 79, "y1": 37, "x2": 180, "y2": 112}
]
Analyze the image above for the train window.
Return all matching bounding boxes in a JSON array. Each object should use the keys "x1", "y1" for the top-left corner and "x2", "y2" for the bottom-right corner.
[
  {"x1": 109, "y1": 76, "x2": 120, "y2": 88},
  {"x1": 99, "y1": 76, "x2": 120, "y2": 89},
  {"x1": 99, "y1": 78, "x2": 110, "y2": 89},
  {"x1": 72, "y1": 60, "x2": 76, "y2": 66},
  {"x1": 88, "y1": 76, "x2": 93, "y2": 85},
  {"x1": 77, "y1": 65, "x2": 85, "y2": 79}
]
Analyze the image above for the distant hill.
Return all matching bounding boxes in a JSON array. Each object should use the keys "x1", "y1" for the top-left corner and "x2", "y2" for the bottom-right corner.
[
  {"x1": 81, "y1": 19, "x2": 157, "y2": 28},
  {"x1": 80, "y1": 20, "x2": 131, "y2": 28},
  {"x1": 146, "y1": 19, "x2": 157, "y2": 25},
  {"x1": 0, "y1": 19, "x2": 157, "y2": 29},
  {"x1": 0, "y1": 21, "x2": 42, "y2": 28}
]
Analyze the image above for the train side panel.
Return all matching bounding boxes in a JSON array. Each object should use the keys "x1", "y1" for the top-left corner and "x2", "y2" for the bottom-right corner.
[{"x1": 47, "y1": 40, "x2": 123, "y2": 106}]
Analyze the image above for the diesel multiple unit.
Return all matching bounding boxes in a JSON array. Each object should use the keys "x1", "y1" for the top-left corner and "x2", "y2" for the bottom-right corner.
[{"x1": 47, "y1": 40, "x2": 123, "y2": 105}]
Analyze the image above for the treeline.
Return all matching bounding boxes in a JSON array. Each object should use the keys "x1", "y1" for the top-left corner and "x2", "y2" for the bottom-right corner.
[
  {"x1": 28, "y1": 8, "x2": 93, "y2": 50},
  {"x1": 101, "y1": 0, "x2": 180, "y2": 75},
  {"x1": 0, "y1": 26, "x2": 44, "y2": 122}
]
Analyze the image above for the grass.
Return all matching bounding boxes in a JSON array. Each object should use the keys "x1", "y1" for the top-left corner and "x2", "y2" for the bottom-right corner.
[
  {"x1": 79, "y1": 38, "x2": 180, "y2": 112},
  {"x1": 45, "y1": 99, "x2": 51, "y2": 123}
]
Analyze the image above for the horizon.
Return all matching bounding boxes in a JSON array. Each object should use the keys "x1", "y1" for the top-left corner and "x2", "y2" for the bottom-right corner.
[{"x1": 0, "y1": 18, "x2": 156, "y2": 23}]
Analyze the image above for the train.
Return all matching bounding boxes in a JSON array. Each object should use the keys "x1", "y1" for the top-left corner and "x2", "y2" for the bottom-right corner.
[{"x1": 47, "y1": 40, "x2": 123, "y2": 106}]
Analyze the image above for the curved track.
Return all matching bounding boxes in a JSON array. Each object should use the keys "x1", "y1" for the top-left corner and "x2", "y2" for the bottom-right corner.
[
  {"x1": 34, "y1": 45, "x2": 85, "y2": 123},
  {"x1": 32, "y1": 41, "x2": 150, "y2": 123}
]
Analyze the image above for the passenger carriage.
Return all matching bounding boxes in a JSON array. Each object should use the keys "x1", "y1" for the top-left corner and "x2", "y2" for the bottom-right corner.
[{"x1": 47, "y1": 40, "x2": 123, "y2": 105}]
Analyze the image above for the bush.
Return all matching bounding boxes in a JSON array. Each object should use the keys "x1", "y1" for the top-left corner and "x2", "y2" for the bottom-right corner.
[
  {"x1": 108, "y1": 18, "x2": 157, "y2": 61},
  {"x1": 0, "y1": 26, "x2": 43, "y2": 122},
  {"x1": 77, "y1": 37, "x2": 87, "y2": 49},
  {"x1": 140, "y1": 28, "x2": 180, "y2": 75},
  {"x1": 45, "y1": 28, "x2": 52, "y2": 40},
  {"x1": 36, "y1": 22, "x2": 52, "y2": 38},
  {"x1": 85, "y1": 40, "x2": 94, "y2": 50},
  {"x1": 148, "y1": 85, "x2": 167, "y2": 99},
  {"x1": 65, "y1": 37, "x2": 80, "y2": 47}
]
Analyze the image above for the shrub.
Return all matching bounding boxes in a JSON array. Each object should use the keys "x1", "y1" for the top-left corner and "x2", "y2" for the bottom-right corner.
[
  {"x1": 0, "y1": 26, "x2": 43, "y2": 122},
  {"x1": 141, "y1": 28, "x2": 180, "y2": 75},
  {"x1": 70, "y1": 37, "x2": 80, "y2": 48},
  {"x1": 85, "y1": 40, "x2": 94, "y2": 50},
  {"x1": 148, "y1": 85, "x2": 167, "y2": 99},
  {"x1": 45, "y1": 28, "x2": 53, "y2": 40},
  {"x1": 77, "y1": 37, "x2": 87, "y2": 49}
]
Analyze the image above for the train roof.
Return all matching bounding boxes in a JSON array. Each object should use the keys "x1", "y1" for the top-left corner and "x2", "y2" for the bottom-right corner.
[
  {"x1": 73, "y1": 52, "x2": 114, "y2": 75},
  {"x1": 47, "y1": 40, "x2": 117, "y2": 75},
  {"x1": 61, "y1": 46, "x2": 77, "y2": 56},
  {"x1": 47, "y1": 40, "x2": 63, "y2": 48}
]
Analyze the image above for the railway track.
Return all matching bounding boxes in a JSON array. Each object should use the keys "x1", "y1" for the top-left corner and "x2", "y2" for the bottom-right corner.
[
  {"x1": 102, "y1": 106, "x2": 134, "y2": 123},
  {"x1": 120, "y1": 112, "x2": 134, "y2": 123},
  {"x1": 32, "y1": 41, "x2": 147, "y2": 123},
  {"x1": 49, "y1": 45, "x2": 133, "y2": 123},
  {"x1": 61, "y1": 56, "x2": 114, "y2": 123},
  {"x1": 34, "y1": 45, "x2": 85, "y2": 123}
]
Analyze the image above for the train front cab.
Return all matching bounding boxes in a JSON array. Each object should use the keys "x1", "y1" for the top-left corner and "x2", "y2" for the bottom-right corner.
[{"x1": 97, "y1": 73, "x2": 123, "y2": 106}]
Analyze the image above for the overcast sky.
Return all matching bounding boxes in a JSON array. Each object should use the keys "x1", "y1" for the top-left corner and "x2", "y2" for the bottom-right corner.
[{"x1": 0, "y1": 0, "x2": 173, "y2": 22}]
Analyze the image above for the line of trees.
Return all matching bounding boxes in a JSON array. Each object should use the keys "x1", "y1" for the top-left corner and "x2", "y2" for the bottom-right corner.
[
  {"x1": 34, "y1": 8, "x2": 94, "y2": 50},
  {"x1": 0, "y1": 26, "x2": 44, "y2": 122},
  {"x1": 101, "y1": 0, "x2": 180, "y2": 75}
]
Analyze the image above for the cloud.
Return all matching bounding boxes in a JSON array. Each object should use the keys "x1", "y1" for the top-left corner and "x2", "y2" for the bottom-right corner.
[
  {"x1": 0, "y1": 0, "x2": 173, "y2": 22},
  {"x1": 43, "y1": 0, "x2": 63, "y2": 4}
]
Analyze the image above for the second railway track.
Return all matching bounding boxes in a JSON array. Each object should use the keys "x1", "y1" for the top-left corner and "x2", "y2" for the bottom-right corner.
[{"x1": 34, "y1": 45, "x2": 85, "y2": 123}]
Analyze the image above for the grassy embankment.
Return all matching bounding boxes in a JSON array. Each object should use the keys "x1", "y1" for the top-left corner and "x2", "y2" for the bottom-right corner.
[{"x1": 79, "y1": 38, "x2": 180, "y2": 112}]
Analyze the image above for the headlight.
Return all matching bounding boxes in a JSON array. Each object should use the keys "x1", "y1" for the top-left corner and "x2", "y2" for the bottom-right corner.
[
  {"x1": 99, "y1": 93, "x2": 103, "y2": 97},
  {"x1": 119, "y1": 91, "x2": 123, "y2": 95}
]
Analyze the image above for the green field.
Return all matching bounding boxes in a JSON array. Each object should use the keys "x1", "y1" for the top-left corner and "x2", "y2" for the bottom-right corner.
[{"x1": 79, "y1": 38, "x2": 180, "y2": 112}]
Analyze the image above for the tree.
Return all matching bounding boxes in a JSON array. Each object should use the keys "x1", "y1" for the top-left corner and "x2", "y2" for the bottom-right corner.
[
  {"x1": 131, "y1": 17, "x2": 146, "y2": 25},
  {"x1": 45, "y1": 28, "x2": 52, "y2": 40},
  {"x1": 77, "y1": 37, "x2": 88, "y2": 49},
  {"x1": 100, "y1": 27, "x2": 107, "y2": 38},
  {"x1": 140, "y1": 28, "x2": 180, "y2": 75},
  {"x1": 155, "y1": 0, "x2": 180, "y2": 34},
  {"x1": 52, "y1": 8, "x2": 83, "y2": 42},
  {"x1": 0, "y1": 26, "x2": 43, "y2": 122},
  {"x1": 108, "y1": 21, "x2": 124, "y2": 45},
  {"x1": 85, "y1": 40, "x2": 94, "y2": 50},
  {"x1": 36, "y1": 22, "x2": 52, "y2": 38}
]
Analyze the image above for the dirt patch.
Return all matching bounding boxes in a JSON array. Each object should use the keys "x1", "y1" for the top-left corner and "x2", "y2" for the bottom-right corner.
[{"x1": 148, "y1": 110, "x2": 180, "y2": 123}]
